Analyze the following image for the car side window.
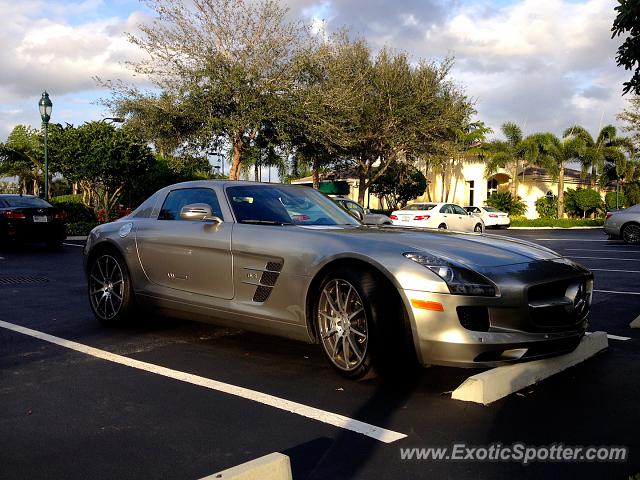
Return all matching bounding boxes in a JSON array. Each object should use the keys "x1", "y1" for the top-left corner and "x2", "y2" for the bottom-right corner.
[
  {"x1": 158, "y1": 188, "x2": 223, "y2": 221},
  {"x1": 453, "y1": 205, "x2": 467, "y2": 215},
  {"x1": 346, "y1": 201, "x2": 364, "y2": 215},
  {"x1": 441, "y1": 205, "x2": 452, "y2": 214},
  {"x1": 0, "y1": 199, "x2": 7, "y2": 208}
]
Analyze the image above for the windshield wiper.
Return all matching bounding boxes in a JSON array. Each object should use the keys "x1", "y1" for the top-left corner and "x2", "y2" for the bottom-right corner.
[{"x1": 239, "y1": 219, "x2": 293, "y2": 225}]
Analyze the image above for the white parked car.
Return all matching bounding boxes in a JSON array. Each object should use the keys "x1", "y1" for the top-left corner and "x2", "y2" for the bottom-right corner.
[
  {"x1": 465, "y1": 206, "x2": 510, "y2": 229},
  {"x1": 604, "y1": 203, "x2": 640, "y2": 244},
  {"x1": 390, "y1": 202, "x2": 484, "y2": 233}
]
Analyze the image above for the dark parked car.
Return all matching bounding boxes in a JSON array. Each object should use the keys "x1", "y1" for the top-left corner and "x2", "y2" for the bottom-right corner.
[{"x1": 0, "y1": 194, "x2": 67, "y2": 247}]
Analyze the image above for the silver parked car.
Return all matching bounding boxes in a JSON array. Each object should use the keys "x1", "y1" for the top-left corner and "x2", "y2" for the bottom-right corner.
[
  {"x1": 84, "y1": 181, "x2": 593, "y2": 378},
  {"x1": 604, "y1": 204, "x2": 640, "y2": 244},
  {"x1": 333, "y1": 197, "x2": 392, "y2": 225}
]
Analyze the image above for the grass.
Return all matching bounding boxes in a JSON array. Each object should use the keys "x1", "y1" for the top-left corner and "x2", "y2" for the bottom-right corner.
[{"x1": 510, "y1": 217, "x2": 604, "y2": 228}]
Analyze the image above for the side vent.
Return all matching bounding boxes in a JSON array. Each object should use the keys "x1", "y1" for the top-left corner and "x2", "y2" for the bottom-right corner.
[{"x1": 250, "y1": 261, "x2": 283, "y2": 303}]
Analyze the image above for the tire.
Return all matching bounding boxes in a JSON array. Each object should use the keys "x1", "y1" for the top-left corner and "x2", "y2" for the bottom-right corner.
[
  {"x1": 474, "y1": 223, "x2": 483, "y2": 233},
  {"x1": 88, "y1": 249, "x2": 135, "y2": 324},
  {"x1": 622, "y1": 223, "x2": 640, "y2": 245},
  {"x1": 315, "y1": 267, "x2": 404, "y2": 378},
  {"x1": 438, "y1": 223, "x2": 447, "y2": 230}
]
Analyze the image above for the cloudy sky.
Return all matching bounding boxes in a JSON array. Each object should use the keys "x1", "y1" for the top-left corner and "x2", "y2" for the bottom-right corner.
[{"x1": 0, "y1": 0, "x2": 632, "y2": 143}]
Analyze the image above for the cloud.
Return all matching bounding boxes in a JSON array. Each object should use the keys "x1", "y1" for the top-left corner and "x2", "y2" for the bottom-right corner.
[
  {"x1": 292, "y1": 0, "x2": 628, "y2": 139},
  {"x1": 0, "y1": 0, "x2": 631, "y2": 144}
]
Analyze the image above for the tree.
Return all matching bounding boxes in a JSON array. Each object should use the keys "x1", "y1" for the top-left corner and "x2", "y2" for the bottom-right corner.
[
  {"x1": 54, "y1": 122, "x2": 155, "y2": 220},
  {"x1": 0, "y1": 125, "x2": 52, "y2": 196},
  {"x1": 523, "y1": 132, "x2": 586, "y2": 217},
  {"x1": 286, "y1": 33, "x2": 370, "y2": 189},
  {"x1": 370, "y1": 162, "x2": 427, "y2": 210},
  {"x1": 612, "y1": 0, "x2": 640, "y2": 95},
  {"x1": 104, "y1": 0, "x2": 311, "y2": 180},
  {"x1": 485, "y1": 122, "x2": 529, "y2": 196},
  {"x1": 618, "y1": 95, "x2": 640, "y2": 149},
  {"x1": 563, "y1": 124, "x2": 631, "y2": 189},
  {"x1": 573, "y1": 188, "x2": 602, "y2": 218}
]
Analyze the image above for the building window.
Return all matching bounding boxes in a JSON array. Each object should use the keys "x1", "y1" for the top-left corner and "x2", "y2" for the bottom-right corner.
[
  {"x1": 467, "y1": 180, "x2": 475, "y2": 206},
  {"x1": 487, "y1": 178, "x2": 498, "y2": 197}
]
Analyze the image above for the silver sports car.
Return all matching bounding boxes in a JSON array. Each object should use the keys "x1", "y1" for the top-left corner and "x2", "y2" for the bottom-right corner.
[{"x1": 84, "y1": 181, "x2": 593, "y2": 378}]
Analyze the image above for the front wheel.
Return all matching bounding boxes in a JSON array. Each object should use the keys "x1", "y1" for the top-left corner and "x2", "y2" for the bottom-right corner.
[
  {"x1": 622, "y1": 223, "x2": 640, "y2": 244},
  {"x1": 474, "y1": 223, "x2": 483, "y2": 233},
  {"x1": 88, "y1": 250, "x2": 134, "y2": 324},
  {"x1": 315, "y1": 269, "x2": 380, "y2": 379}
]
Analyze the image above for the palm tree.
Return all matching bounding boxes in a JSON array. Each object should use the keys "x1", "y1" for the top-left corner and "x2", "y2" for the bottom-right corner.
[
  {"x1": 484, "y1": 122, "x2": 528, "y2": 196},
  {"x1": 563, "y1": 124, "x2": 632, "y2": 189},
  {"x1": 523, "y1": 132, "x2": 586, "y2": 218}
]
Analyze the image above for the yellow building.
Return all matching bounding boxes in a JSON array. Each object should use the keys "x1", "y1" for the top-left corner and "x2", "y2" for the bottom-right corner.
[{"x1": 292, "y1": 163, "x2": 605, "y2": 218}]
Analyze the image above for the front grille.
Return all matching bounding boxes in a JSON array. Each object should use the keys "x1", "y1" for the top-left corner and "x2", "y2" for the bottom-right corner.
[
  {"x1": 527, "y1": 278, "x2": 591, "y2": 330},
  {"x1": 457, "y1": 306, "x2": 489, "y2": 332}
]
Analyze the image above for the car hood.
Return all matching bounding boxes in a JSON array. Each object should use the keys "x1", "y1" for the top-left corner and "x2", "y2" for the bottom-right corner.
[{"x1": 324, "y1": 226, "x2": 562, "y2": 268}]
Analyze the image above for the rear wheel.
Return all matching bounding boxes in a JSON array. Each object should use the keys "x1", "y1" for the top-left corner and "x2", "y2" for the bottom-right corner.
[
  {"x1": 474, "y1": 223, "x2": 483, "y2": 233},
  {"x1": 622, "y1": 223, "x2": 640, "y2": 245},
  {"x1": 88, "y1": 250, "x2": 134, "y2": 324},
  {"x1": 438, "y1": 223, "x2": 447, "y2": 230}
]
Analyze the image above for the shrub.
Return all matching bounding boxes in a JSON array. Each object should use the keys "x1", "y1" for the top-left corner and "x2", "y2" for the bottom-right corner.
[
  {"x1": 573, "y1": 188, "x2": 602, "y2": 218},
  {"x1": 66, "y1": 222, "x2": 99, "y2": 236},
  {"x1": 606, "y1": 191, "x2": 629, "y2": 210},
  {"x1": 485, "y1": 191, "x2": 527, "y2": 216},
  {"x1": 50, "y1": 197, "x2": 97, "y2": 223},
  {"x1": 535, "y1": 195, "x2": 557, "y2": 219},
  {"x1": 624, "y1": 182, "x2": 640, "y2": 206}
]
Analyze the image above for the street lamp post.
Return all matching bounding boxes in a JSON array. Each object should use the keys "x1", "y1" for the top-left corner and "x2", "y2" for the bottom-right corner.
[{"x1": 38, "y1": 92, "x2": 52, "y2": 199}]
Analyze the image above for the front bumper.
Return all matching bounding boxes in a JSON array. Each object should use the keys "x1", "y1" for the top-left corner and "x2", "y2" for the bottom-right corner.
[{"x1": 401, "y1": 260, "x2": 592, "y2": 368}]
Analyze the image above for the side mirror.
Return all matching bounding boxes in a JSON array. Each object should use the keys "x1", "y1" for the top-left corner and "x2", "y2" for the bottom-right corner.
[{"x1": 180, "y1": 203, "x2": 222, "y2": 223}]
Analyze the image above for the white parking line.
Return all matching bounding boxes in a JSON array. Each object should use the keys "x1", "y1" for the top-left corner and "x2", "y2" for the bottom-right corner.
[
  {"x1": 63, "y1": 243, "x2": 84, "y2": 248},
  {"x1": 594, "y1": 289, "x2": 640, "y2": 296},
  {"x1": 570, "y1": 256, "x2": 640, "y2": 262},
  {"x1": 564, "y1": 248, "x2": 639, "y2": 253},
  {"x1": 589, "y1": 269, "x2": 640, "y2": 274},
  {"x1": 0, "y1": 319, "x2": 406, "y2": 444}
]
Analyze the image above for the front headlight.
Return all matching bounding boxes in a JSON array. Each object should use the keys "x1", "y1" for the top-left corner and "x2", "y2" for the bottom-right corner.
[{"x1": 403, "y1": 252, "x2": 497, "y2": 296}]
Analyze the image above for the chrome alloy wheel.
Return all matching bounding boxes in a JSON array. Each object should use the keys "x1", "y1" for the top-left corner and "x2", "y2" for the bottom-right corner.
[
  {"x1": 318, "y1": 279, "x2": 369, "y2": 372},
  {"x1": 623, "y1": 224, "x2": 640, "y2": 244},
  {"x1": 89, "y1": 254, "x2": 125, "y2": 320}
]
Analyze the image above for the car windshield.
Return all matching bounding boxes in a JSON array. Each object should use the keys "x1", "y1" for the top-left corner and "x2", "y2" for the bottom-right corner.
[
  {"x1": 226, "y1": 185, "x2": 360, "y2": 226},
  {"x1": 483, "y1": 207, "x2": 500, "y2": 212},
  {"x1": 403, "y1": 203, "x2": 436, "y2": 211},
  {"x1": 2, "y1": 196, "x2": 52, "y2": 208}
]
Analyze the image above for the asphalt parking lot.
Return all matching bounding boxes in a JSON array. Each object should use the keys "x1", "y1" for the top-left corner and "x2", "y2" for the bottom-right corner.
[{"x1": 1, "y1": 228, "x2": 639, "y2": 479}]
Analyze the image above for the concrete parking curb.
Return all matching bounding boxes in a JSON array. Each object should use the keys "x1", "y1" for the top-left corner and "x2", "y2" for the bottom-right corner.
[
  {"x1": 67, "y1": 236, "x2": 88, "y2": 241},
  {"x1": 200, "y1": 453, "x2": 292, "y2": 480},
  {"x1": 630, "y1": 315, "x2": 640, "y2": 329},
  {"x1": 451, "y1": 332, "x2": 608, "y2": 405}
]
